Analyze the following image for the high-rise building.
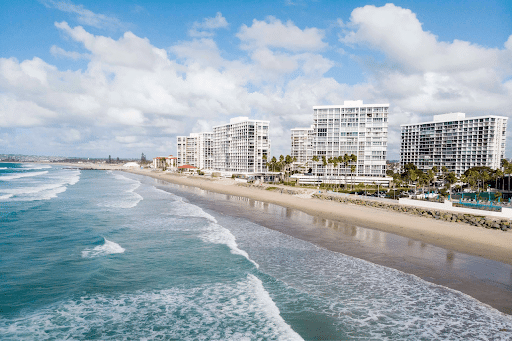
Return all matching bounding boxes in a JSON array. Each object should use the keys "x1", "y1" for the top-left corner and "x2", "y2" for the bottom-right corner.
[
  {"x1": 291, "y1": 125, "x2": 314, "y2": 165},
  {"x1": 176, "y1": 132, "x2": 213, "y2": 170},
  {"x1": 400, "y1": 113, "x2": 508, "y2": 175},
  {"x1": 213, "y1": 117, "x2": 270, "y2": 173},
  {"x1": 303, "y1": 100, "x2": 389, "y2": 178}
]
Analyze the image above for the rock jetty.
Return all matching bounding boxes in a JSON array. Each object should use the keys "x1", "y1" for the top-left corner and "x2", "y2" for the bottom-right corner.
[{"x1": 312, "y1": 193, "x2": 511, "y2": 232}]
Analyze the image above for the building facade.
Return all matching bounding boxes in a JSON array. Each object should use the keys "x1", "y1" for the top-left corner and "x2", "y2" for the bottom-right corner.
[
  {"x1": 400, "y1": 113, "x2": 508, "y2": 176},
  {"x1": 291, "y1": 126, "x2": 314, "y2": 166},
  {"x1": 176, "y1": 132, "x2": 213, "y2": 170},
  {"x1": 213, "y1": 117, "x2": 270, "y2": 173},
  {"x1": 299, "y1": 100, "x2": 389, "y2": 178},
  {"x1": 152, "y1": 155, "x2": 178, "y2": 170}
]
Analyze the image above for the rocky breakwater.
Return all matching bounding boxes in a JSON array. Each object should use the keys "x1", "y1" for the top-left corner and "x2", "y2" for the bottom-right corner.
[{"x1": 312, "y1": 193, "x2": 512, "y2": 232}]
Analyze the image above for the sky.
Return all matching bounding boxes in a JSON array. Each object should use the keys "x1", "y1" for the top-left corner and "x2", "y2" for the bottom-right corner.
[{"x1": 1, "y1": 0, "x2": 512, "y2": 160}]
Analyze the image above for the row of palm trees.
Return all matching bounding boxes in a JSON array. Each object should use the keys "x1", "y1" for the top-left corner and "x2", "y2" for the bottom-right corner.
[
  {"x1": 262, "y1": 154, "x2": 297, "y2": 182},
  {"x1": 312, "y1": 154, "x2": 358, "y2": 189},
  {"x1": 391, "y1": 162, "x2": 508, "y2": 196},
  {"x1": 263, "y1": 153, "x2": 358, "y2": 187}
]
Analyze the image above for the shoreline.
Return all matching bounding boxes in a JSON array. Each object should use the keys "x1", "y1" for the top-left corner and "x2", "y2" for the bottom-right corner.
[
  {"x1": 41, "y1": 163, "x2": 512, "y2": 313},
  {"x1": 47, "y1": 163, "x2": 512, "y2": 265},
  {"x1": 121, "y1": 168, "x2": 512, "y2": 315},
  {"x1": 124, "y1": 168, "x2": 512, "y2": 266}
]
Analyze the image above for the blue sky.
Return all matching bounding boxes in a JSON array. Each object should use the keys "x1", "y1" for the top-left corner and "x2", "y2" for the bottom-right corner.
[{"x1": 1, "y1": 0, "x2": 512, "y2": 159}]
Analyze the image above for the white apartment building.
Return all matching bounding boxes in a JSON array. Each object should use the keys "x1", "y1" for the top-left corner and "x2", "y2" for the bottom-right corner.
[
  {"x1": 291, "y1": 125, "x2": 314, "y2": 166},
  {"x1": 400, "y1": 113, "x2": 508, "y2": 176},
  {"x1": 176, "y1": 132, "x2": 213, "y2": 170},
  {"x1": 308, "y1": 100, "x2": 389, "y2": 178},
  {"x1": 213, "y1": 117, "x2": 270, "y2": 173}
]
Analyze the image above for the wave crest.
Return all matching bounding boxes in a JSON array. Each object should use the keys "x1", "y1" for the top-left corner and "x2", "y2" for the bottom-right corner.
[
  {"x1": 0, "y1": 171, "x2": 48, "y2": 181},
  {"x1": 82, "y1": 239, "x2": 125, "y2": 258}
]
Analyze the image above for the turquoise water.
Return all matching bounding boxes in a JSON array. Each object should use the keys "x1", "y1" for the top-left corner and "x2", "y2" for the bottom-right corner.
[{"x1": 1, "y1": 163, "x2": 511, "y2": 340}]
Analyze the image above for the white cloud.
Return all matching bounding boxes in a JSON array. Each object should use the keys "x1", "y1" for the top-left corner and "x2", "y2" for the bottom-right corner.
[
  {"x1": 55, "y1": 21, "x2": 168, "y2": 70},
  {"x1": 50, "y1": 45, "x2": 90, "y2": 60},
  {"x1": 340, "y1": 3, "x2": 512, "y2": 116},
  {"x1": 0, "y1": 20, "x2": 350, "y2": 157},
  {"x1": 171, "y1": 38, "x2": 224, "y2": 67},
  {"x1": 40, "y1": 0, "x2": 123, "y2": 30},
  {"x1": 237, "y1": 16, "x2": 327, "y2": 51},
  {"x1": 0, "y1": 94, "x2": 57, "y2": 127},
  {"x1": 341, "y1": 4, "x2": 505, "y2": 74},
  {"x1": 115, "y1": 135, "x2": 139, "y2": 144},
  {"x1": 7, "y1": 8, "x2": 512, "y2": 159},
  {"x1": 189, "y1": 12, "x2": 228, "y2": 37},
  {"x1": 61, "y1": 128, "x2": 82, "y2": 142},
  {"x1": 197, "y1": 12, "x2": 228, "y2": 30},
  {"x1": 250, "y1": 48, "x2": 299, "y2": 73}
]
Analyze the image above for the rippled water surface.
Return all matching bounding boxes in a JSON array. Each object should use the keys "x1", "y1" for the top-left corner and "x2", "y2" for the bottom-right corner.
[{"x1": 1, "y1": 164, "x2": 511, "y2": 340}]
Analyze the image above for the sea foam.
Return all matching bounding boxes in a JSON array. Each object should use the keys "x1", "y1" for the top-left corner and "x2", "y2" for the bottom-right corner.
[
  {"x1": 201, "y1": 222, "x2": 260, "y2": 269},
  {"x1": 98, "y1": 173, "x2": 143, "y2": 209},
  {"x1": 20, "y1": 164, "x2": 52, "y2": 170},
  {"x1": 168, "y1": 197, "x2": 259, "y2": 268},
  {"x1": 0, "y1": 171, "x2": 48, "y2": 181},
  {"x1": 227, "y1": 221, "x2": 512, "y2": 340},
  {"x1": 82, "y1": 238, "x2": 125, "y2": 258},
  {"x1": 0, "y1": 275, "x2": 303, "y2": 341},
  {"x1": 0, "y1": 169, "x2": 80, "y2": 201}
]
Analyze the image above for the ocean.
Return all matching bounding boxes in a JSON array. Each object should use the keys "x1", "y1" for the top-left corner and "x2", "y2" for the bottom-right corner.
[{"x1": 1, "y1": 163, "x2": 511, "y2": 340}]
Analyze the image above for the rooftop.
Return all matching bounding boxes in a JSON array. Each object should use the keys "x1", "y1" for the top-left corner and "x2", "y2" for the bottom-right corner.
[{"x1": 313, "y1": 100, "x2": 389, "y2": 109}]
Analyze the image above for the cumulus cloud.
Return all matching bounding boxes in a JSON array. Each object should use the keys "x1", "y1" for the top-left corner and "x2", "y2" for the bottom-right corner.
[
  {"x1": 50, "y1": 45, "x2": 90, "y2": 60},
  {"x1": 40, "y1": 0, "x2": 123, "y2": 30},
  {"x1": 237, "y1": 16, "x2": 327, "y2": 51},
  {"x1": 340, "y1": 3, "x2": 512, "y2": 115},
  {"x1": 189, "y1": 12, "x2": 229, "y2": 37},
  {"x1": 55, "y1": 21, "x2": 169, "y2": 70},
  {"x1": 0, "y1": 19, "x2": 347, "y2": 157},
  {"x1": 5, "y1": 5, "x2": 511, "y2": 159},
  {"x1": 0, "y1": 94, "x2": 57, "y2": 127}
]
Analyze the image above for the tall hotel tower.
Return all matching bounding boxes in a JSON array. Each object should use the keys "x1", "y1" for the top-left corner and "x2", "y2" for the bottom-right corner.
[
  {"x1": 400, "y1": 113, "x2": 507, "y2": 175},
  {"x1": 291, "y1": 126, "x2": 314, "y2": 165},
  {"x1": 213, "y1": 117, "x2": 270, "y2": 173},
  {"x1": 176, "y1": 132, "x2": 214, "y2": 170},
  {"x1": 296, "y1": 100, "x2": 389, "y2": 178}
]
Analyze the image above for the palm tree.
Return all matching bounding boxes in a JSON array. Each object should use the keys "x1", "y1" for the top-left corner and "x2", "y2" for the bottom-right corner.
[
  {"x1": 284, "y1": 155, "x2": 294, "y2": 182},
  {"x1": 341, "y1": 154, "x2": 351, "y2": 190},
  {"x1": 311, "y1": 156, "x2": 320, "y2": 184},
  {"x1": 350, "y1": 154, "x2": 357, "y2": 190},
  {"x1": 270, "y1": 156, "x2": 278, "y2": 177},
  {"x1": 331, "y1": 157, "x2": 339, "y2": 190},
  {"x1": 350, "y1": 165, "x2": 356, "y2": 190}
]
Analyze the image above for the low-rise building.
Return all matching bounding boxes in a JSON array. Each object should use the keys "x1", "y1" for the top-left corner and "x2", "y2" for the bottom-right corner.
[{"x1": 152, "y1": 155, "x2": 178, "y2": 170}]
